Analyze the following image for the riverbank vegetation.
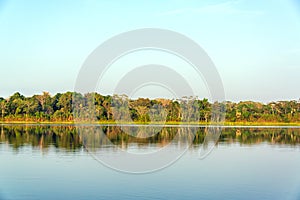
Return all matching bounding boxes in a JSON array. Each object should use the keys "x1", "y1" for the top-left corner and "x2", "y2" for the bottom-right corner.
[{"x1": 0, "y1": 92, "x2": 299, "y2": 124}]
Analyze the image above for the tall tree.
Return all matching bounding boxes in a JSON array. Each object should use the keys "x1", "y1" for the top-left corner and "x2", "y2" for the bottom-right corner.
[
  {"x1": 0, "y1": 98, "x2": 6, "y2": 119},
  {"x1": 35, "y1": 92, "x2": 52, "y2": 113},
  {"x1": 7, "y1": 92, "x2": 25, "y2": 117}
]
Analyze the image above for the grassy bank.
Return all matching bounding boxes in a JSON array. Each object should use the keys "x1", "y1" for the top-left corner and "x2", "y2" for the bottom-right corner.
[{"x1": 1, "y1": 120, "x2": 300, "y2": 126}]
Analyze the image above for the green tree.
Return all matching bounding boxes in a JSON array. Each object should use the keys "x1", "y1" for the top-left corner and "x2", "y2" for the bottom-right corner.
[
  {"x1": 7, "y1": 92, "x2": 25, "y2": 118},
  {"x1": 0, "y1": 98, "x2": 6, "y2": 119}
]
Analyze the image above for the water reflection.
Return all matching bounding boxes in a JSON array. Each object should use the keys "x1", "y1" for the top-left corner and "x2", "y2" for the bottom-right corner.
[
  {"x1": 78, "y1": 125, "x2": 197, "y2": 151},
  {"x1": 0, "y1": 124, "x2": 299, "y2": 151},
  {"x1": 0, "y1": 124, "x2": 81, "y2": 151}
]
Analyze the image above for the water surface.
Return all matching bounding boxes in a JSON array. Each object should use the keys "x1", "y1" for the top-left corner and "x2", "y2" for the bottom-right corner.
[{"x1": 0, "y1": 125, "x2": 299, "y2": 200}]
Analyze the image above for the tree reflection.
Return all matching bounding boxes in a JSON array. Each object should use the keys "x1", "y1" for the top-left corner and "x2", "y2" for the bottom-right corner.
[
  {"x1": 0, "y1": 125, "x2": 299, "y2": 152},
  {"x1": 0, "y1": 125, "x2": 81, "y2": 151}
]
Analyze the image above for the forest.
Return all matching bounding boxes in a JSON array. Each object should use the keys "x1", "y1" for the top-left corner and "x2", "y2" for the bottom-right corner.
[{"x1": 0, "y1": 91, "x2": 299, "y2": 124}]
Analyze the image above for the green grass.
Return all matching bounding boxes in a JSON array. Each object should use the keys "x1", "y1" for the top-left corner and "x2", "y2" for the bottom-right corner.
[{"x1": 1, "y1": 120, "x2": 300, "y2": 126}]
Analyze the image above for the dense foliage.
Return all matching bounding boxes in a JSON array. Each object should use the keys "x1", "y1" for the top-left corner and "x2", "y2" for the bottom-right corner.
[{"x1": 0, "y1": 92, "x2": 299, "y2": 123}]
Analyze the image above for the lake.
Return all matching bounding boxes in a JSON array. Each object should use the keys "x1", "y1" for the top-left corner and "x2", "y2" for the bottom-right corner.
[{"x1": 0, "y1": 124, "x2": 299, "y2": 200}]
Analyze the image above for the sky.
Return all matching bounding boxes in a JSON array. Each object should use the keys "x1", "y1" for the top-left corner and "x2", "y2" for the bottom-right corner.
[{"x1": 0, "y1": 0, "x2": 300, "y2": 102}]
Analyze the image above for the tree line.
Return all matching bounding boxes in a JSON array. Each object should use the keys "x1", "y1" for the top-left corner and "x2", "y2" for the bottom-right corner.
[{"x1": 0, "y1": 91, "x2": 299, "y2": 123}]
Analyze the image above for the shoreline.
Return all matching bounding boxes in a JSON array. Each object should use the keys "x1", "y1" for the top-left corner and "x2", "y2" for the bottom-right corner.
[{"x1": 1, "y1": 121, "x2": 300, "y2": 126}]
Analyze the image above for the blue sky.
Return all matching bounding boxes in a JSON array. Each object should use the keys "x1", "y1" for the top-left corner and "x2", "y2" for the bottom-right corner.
[{"x1": 0, "y1": 0, "x2": 300, "y2": 102}]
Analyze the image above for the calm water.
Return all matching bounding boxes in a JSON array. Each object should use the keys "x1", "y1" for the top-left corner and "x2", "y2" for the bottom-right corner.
[{"x1": 0, "y1": 124, "x2": 299, "y2": 200}]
